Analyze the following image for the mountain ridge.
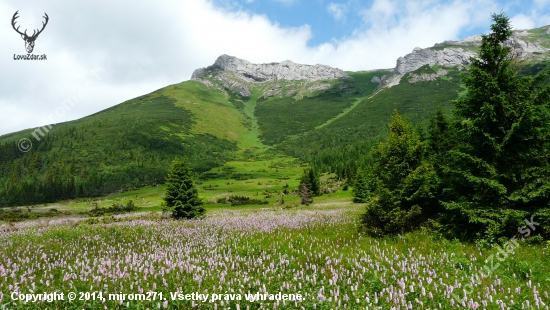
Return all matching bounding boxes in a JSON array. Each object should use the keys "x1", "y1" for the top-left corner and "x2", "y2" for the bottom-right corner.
[
  {"x1": 191, "y1": 54, "x2": 350, "y2": 97},
  {"x1": 192, "y1": 54, "x2": 349, "y2": 83},
  {"x1": 187, "y1": 24, "x2": 550, "y2": 93}
]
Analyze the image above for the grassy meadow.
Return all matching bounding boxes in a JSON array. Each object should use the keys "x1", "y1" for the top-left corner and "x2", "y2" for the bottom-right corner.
[{"x1": 1, "y1": 199, "x2": 549, "y2": 309}]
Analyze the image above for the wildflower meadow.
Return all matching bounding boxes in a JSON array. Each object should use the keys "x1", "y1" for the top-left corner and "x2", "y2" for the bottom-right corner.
[{"x1": 1, "y1": 206, "x2": 549, "y2": 309}]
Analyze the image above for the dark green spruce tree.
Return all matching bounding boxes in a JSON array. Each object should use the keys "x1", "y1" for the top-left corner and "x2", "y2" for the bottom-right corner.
[
  {"x1": 164, "y1": 158, "x2": 204, "y2": 219},
  {"x1": 361, "y1": 111, "x2": 439, "y2": 235},
  {"x1": 352, "y1": 168, "x2": 371, "y2": 203},
  {"x1": 439, "y1": 13, "x2": 550, "y2": 241},
  {"x1": 427, "y1": 106, "x2": 453, "y2": 163},
  {"x1": 425, "y1": 106, "x2": 454, "y2": 204},
  {"x1": 300, "y1": 182, "x2": 313, "y2": 205},
  {"x1": 300, "y1": 167, "x2": 321, "y2": 196}
]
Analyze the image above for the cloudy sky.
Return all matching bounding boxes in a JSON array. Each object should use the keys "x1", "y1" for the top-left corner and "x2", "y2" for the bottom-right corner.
[{"x1": 1, "y1": 0, "x2": 550, "y2": 136}]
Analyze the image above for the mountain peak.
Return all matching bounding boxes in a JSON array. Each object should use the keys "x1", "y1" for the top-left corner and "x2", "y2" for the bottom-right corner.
[{"x1": 192, "y1": 54, "x2": 349, "y2": 83}]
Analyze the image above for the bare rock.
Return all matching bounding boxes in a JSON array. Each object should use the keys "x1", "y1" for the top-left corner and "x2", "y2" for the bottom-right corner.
[
  {"x1": 408, "y1": 69, "x2": 449, "y2": 83},
  {"x1": 306, "y1": 83, "x2": 331, "y2": 93},
  {"x1": 394, "y1": 47, "x2": 475, "y2": 76},
  {"x1": 215, "y1": 73, "x2": 251, "y2": 97},
  {"x1": 285, "y1": 89, "x2": 296, "y2": 96},
  {"x1": 192, "y1": 55, "x2": 349, "y2": 83},
  {"x1": 434, "y1": 34, "x2": 482, "y2": 47},
  {"x1": 265, "y1": 86, "x2": 282, "y2": 98},
  {"x1": 505, "y1": 36, "x2": 548, "y2": 59}
]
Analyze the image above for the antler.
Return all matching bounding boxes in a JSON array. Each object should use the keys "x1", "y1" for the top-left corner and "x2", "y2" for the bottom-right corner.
[
  {"x1": 30, "y1": 13, "x2": 49, "y2": 38},
  {"x1": 11, "y1": 10, "x2": 26, "y2": 36}
]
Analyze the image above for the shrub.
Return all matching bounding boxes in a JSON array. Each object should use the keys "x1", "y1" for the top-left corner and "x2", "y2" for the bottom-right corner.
[
  {"x1": 217, "y1": 195, "x2": 269, "y2": 206},
  {"x1": 89, "y1": 200, "x2": 139, "y2": 216}
]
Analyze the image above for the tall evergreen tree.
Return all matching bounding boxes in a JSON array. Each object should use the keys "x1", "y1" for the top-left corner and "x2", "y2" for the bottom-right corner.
[
  {"x1": 308, "y1": 167, "x2": 321, "y2": 196},
  {"x1": 427, "y1": 106, "x2": 453, "y2": 162},
  {"x1": 361, "y1": 111, "x2": 439, "y2": 235},
  {"x1": 352, "y1": 168, "x2": 371, "y2": 203},
  {"x1": 164, "y1": 158, "x2": 204, "y2": 219},
  {"x1": 439, "y1": 13, "x2": 550, "y2": 240},
  {"x1": 299, "y1": 167, "x2": 321, "y2": 196},
  {"x1": 426, "y1": 106, "x2": 454, "y2": 205},
  {"x1": 300, "y1": 182, "x2": 313, "y2": 205}
]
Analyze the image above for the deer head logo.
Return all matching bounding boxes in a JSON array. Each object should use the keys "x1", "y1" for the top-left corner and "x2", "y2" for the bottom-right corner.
[{"x1": 11, "y1": 11, "x2": 49, "y2": 54}]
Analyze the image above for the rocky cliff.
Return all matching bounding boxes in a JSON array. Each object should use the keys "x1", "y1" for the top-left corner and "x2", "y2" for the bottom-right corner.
[
  {"x1": 192, "y1": 54, "x2": 349, "y2": 82},
  {"x1": 191, "y1": 55, "x2": 349, "y2": 97},
  {"x1": 385, "y1": 29, "x2": 550, "y2": 87}
]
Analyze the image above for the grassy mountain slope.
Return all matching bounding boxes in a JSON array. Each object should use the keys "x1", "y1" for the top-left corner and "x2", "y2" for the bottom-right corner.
[
  {"x1": 0, "y1": 72, "x2": 369, "y2": 206},
  {"x1": 254, "y1": 71, "x2": 385, "y2": 145},
  {"x1": 277, "y1": 66, "x2": 462, "y2": 173},
  {"x1": 0, "y1": 82, "x2": 246, "y2": 206}
]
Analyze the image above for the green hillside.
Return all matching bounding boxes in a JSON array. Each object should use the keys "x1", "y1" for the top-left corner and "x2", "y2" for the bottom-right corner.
[
  {"x1": 277, "y1": 66, "x2": 461, "y2": 177},
  {"x1": 0, "y1": 82, "x2": 245, "y2": 206},
  {"x1": 0, "y1": 69, "x2": 381, "y2": 207},
  {"x1": 254, "y1": 71, "x2": 384, "y2": 144}
]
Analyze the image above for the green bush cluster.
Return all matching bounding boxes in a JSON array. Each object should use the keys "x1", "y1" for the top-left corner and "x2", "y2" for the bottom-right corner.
[
  {"x1": 0, "y1": 207, "x2": 69, "y2": 222},
  {"x1": 88, "y1": 200, "x2": 139, "y2": 216},
  {"x1": 217, "y1": 195, "x2": 269, "y2": 206}
]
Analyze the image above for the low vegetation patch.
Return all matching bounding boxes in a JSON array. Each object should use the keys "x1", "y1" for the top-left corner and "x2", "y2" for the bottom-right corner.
[
  {"x1": 0, "y1": 207, "x2": 71, "y2": 222},
  {"x1": 217, "y1": 195, "x2": 269, "y2": 206},
  {"x1": 87, "y1": 200, "x2": 139, "y2": 216}
]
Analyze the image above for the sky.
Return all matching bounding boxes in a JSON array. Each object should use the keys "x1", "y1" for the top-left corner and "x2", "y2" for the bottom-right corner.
[{"x1": 1, "y1": 0, "x2": 550, "y2": 136}]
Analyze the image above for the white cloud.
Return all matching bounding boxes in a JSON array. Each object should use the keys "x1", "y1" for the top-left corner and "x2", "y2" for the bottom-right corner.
[
  {"x1": 327, "y1": 3, "x2": 347, "y2": 21},
  {"x1": 314, "y1": 0, "x2": 499, "y2": 70},
  {"x1": 509, "y1": 7, "x2": 550, "y2": 31},
  {"x1": 510, "y1": 13, "x2": 536, "y2": 29},
  {"x1": 362, "y1": 0, "x2": 397, "y2": 24}
]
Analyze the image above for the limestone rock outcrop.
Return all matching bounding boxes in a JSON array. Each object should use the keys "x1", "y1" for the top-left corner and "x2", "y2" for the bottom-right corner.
[
  {"x1": 387, "y1": 32, "x2": 549, "y2": 87},
  {"x1": 394, "y1": 48, "x2": 475, "y2": 76},
  {"x1": 192, "y1": 55, "x2": 349, "y2": 83},
  {"x1": 191, "y1": 55, "x2": 349, "y2": 97},
  {"x1": 408, "y1": 69, "x2": 449, "y2": 83}
]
